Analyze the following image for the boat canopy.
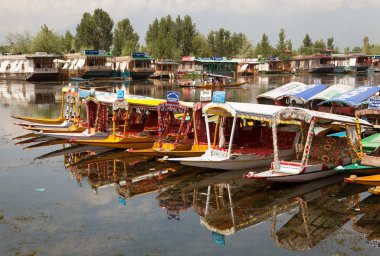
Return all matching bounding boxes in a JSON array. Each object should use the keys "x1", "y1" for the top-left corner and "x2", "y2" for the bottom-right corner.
[
  {"x1": 202, "y1": 102, "x2": 371, "y2": 126},
  {"x1": 320, "y1": 85, "x2": 380, "y2": 107},
  {"x1": 308, "y1": 84, "x2": 353, "y2": 101},
  {"x1": 203, "y1": 102, "x2": 286, "y2": 122},
  {"x1": 257, "y1": 82, "x2": 327, "y2": 102},
  {"x1": 273, "y1": 107, "x2": 372, "y2": 126}
]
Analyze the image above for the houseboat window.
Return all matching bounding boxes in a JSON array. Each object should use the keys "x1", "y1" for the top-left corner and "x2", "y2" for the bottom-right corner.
[{"x1": 6, "y1": 64, "x2": 11, "y2": 70}]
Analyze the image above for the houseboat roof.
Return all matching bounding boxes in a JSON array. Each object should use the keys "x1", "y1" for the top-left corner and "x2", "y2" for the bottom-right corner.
[
  {"x1": 308, "y1": 84, "x2": 353, "y2": 101},
  {"x1": 292, "y1": 54, "x2": 333, "y2": 60},
  {"x1": 257, "y1": 82, "x2": 327, "y2": 102},
  {"x1": 202, "y1": 102, "x2": 371, "y2": 126},
  {"x1": 154, "y1": 59, "x2": 178, "y2": 64},
  {"x1": 0, "y1": 53, "x2": 61, "y2": 60},
  {"x1": 114, "y1": 56, "x2": 154, "y2": 61},
  {"x1": 320, "y1": 85, "x2": 380, "y2": 107}
]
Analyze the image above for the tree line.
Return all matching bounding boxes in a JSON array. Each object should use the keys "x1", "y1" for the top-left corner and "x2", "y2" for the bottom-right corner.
[{"x1": 0, "y1": 8, "x2": 379, "y2": 60}]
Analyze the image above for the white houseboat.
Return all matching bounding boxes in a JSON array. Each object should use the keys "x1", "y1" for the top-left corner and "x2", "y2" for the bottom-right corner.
[
  {"x1": 112, "y1": 52, "x2": 155, "y2": 80},
  {"x1": 0, "y1": 53, "x2": 61, "y2": 81},
  {"x1": 63, "y1": 50, "x2": 112, "y2": 79}
]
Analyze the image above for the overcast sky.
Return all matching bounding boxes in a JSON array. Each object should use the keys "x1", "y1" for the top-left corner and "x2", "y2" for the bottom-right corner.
[{"x1": 1, "y1": 0, "x2": 380, "y2": 51}]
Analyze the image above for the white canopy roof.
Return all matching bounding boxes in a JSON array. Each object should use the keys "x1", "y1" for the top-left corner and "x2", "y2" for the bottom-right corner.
[
  {"x1": 309, "y1": 84, "x2": 353, "y2": 101},
  {"x1": 203, "y1": 102, "x2": 286, "y2": 120},
  {"x1": 257, "y1": 82, "x2": 308, "y2": 100},
  {"x1": 203, "y1": 101, "x2": 371, "y2": 126}
]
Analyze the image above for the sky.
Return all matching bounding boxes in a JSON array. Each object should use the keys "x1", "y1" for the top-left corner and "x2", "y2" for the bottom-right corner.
[{"x1": 1, "y1": 0, "x2": 380, "y2": 51}]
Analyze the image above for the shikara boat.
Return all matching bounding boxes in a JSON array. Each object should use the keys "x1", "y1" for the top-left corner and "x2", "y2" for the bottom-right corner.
[
  {"x1": 345, "y1": 174, "x2": 380, "y2": 186},
  {"x1": 335, "y1": 146, "x2": 380, "y2": 175},
  {"x1": 318, "y1": 85, "x2": 380, "y2": 117},
  {"x1": 167, "y1": 102, "x2": 298, "y2": 170},
  {"x1": 65, "y1": 94, "x2": 165, "y2": 149},
  {"x1": 245, "y1": 108, "x2": 371, "y2": 182},
  {"x1": 12, "y1": 87, "x2": 72, "y2": 125},
  {"x1": 132, "y1": 101, "x2": 213, "y2": 157},
  {"x1": 257, "y1": 82, "x2": 327, "y2": 107}
]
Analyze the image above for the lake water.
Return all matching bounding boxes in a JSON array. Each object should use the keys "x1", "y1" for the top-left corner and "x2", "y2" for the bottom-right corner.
[{"x1": 1, "y1": 74, "x2": 380, "y2": 255}]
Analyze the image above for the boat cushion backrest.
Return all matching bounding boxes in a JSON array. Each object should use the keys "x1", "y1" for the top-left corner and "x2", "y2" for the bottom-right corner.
[{"x1": 309, "y1": 135, "x2": 352, "y2": 164}]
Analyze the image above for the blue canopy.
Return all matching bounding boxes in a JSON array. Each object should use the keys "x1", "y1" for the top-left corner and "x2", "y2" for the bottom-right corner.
[
  {"x1": 320, "y1": 85, "x2": 380, "y2": 107},
  {"x1": 290, "y1": 84, "x2": 327, "y2": 101},
  {"x1": 257, "y1": 82, "x2": 327, "y2": 102}
]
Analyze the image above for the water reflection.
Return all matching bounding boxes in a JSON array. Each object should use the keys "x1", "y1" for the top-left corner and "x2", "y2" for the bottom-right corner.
[
  {"x1": 9, "y1": 132, "x2": 380, "y2": 253},
  {"x1": 5, "y1": 74, "x2": 380, "y2": 255}
]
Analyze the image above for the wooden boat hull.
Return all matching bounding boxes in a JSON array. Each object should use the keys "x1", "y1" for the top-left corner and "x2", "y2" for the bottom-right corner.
[
  {"x1": 42, "y1": 132, "x2": 109, "y2": 141},
  {"x1": 334, "y1": 162, "x2": 380, "y2": 175},
  {"x1": 69, "y1": 135, "x2": 155, "y2": 149},
  {"x1": 344, "y1": 174, "x2": 380, "y2": 186},
  {"x1": 23, "y1": 126, "x2": 86, "y2": 134},
  {"x1": 247, "y1": 169, "x2": 336, "y2": 182},
  {"x1": 12, "y1": 116, "x2": 67, "y2": 125},
  {"x1": 169, "y1": 149, "x2": 295, "y2": 170}
]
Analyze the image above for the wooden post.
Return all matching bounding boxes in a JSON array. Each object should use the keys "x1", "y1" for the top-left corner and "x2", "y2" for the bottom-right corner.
[
  {"x1": 205, "y1": 114, "x2": 212, "y2": 157},
  {"x1": 227, "y1": 116, "x2": 237, "y2": 158}
]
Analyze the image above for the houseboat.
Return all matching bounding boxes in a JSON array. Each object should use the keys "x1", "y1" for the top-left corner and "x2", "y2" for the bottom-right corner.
[
  {"x1": 236, "y1": 59, "x2": 260, "y2": 76},
  {"x1": 0, "y1": 53, "x2": 61, "y2": 81},
  {"x1": 258, "y1": 57, "x2": 292, "y2": 74},
  {"x1": 178, "y1": 56, "x2": 201, "y2": 74},
  {"x1": 63, "y1": 50, "x2": 112, "y2": 79},
  {"x1": 149, "y1": 59, "x2": 179, "y2": 79},
  {"x1": 113, "y1": 52, "x2": 155, "y2": 80},
  {"x1": 291, "y1": 54, "x2": 335, "y2": 74},
  {"x1": 197, "y1": 57, "x2": 238, "y2": 77},
  {"x1": 308, "y1": 84, "x2": 353, "y2": 110},
  {"x1": 333, "y1": 54, "x2": 372, "y2": 73}
]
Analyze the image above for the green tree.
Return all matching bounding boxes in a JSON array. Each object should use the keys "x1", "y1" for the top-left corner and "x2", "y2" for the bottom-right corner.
[
  {"x1": 93, "y1": 8, "x2": 114, "y2": 50},
  {"x1": 327, "y1": 37, "x2": 334, "y2": 50},
  {"x1": 363, "y1": 36, "x2": 372, "y2": 54},
  {"x1": 344, "y1": 47, "x2": 350, "y2": 54},
  {"x1": 255, "y1": 33, "x2": 272, "y2": 58},
  {"x1": 175, "y1": 15, "x2": 197, "y2": 56},
  {"x1": 75, "y1": 12, "x2": 97, "y2": 50},
  {"x1": 352, "y1": 46, "x2": 362, "y2": 53},
  {"x1": 286, "y1": 39, "x2": 292, "y2": 51},
  {"x1": 30, "y1": 25, "x2": 63, "y2": 54},
  {"x1": 207, "y1": 29, "x2": 249, "y2": 58},
  {"x1": 112, "y1": 18, "x2": 139, "y2": 56},
  {"x1": 6, "y1": 31, "x2": 32, "y2": 54},
  {"x1": 62, "y1": 30, "x2": 74, "y2": 53},
  {"x1": 75, "y1": 9, "x2": 114, "y2": 51},
  {"x1": 313, "y1": 39, "x2": 326, "y2": 54},
  {"x1": 191, "y1": 33, "x2": 211, "y2": 57},
  {"x1": 145, "y1": 15, "x2": 179, "y2": 59},
  {"x1": 237, "y1": 34, "x2": 254, "y2": 58},
  {"x1": 276, "y1": 29, "x2": 286, "y2": 53},
  {"x1": 300, "y1": 34, "x2": 313, "y2": 55}
]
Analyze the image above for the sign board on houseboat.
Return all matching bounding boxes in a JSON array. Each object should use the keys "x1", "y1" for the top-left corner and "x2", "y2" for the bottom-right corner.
[
  {"x1": 132, "y1": 52, "x2": 149, "y2": 58},
  {"x1": 167, "y1": 91, "x2": 180, "y2": 103},
  {"x1": 83, "y1": 50, "x2": 105, "y2": 56},
  {"x1": 212, "y1": 91, "x2": 226, "y2": 103},
  {"x1": 200, "y1": 90, "x2": 212, "y2": 102},
  {"x1": 368, "y1": 96, "x2": 380, "y2": 109}
]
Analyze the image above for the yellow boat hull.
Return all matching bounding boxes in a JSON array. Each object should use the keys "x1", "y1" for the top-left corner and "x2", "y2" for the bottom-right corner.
[
  {"x1": 345, "y1": 174, "x2": 380, "y2": 186},
  {"x1": 12, "y1": 116, "x2": 67, "y2": 125},
  {"x1": 70, "y1": 135, "x2": 155, "y2": 149},
  {"x1": 23, "y1": 126, "x2": 86, "y2": 133}
]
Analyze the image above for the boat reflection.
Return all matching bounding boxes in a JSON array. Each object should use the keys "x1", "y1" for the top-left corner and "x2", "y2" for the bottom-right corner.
[{"x1": 351, "y1": 194, "x2": 380, "y2": 248}]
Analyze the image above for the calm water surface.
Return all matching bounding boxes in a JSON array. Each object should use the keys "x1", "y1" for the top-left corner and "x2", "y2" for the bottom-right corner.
[{"x1": 1, "y1": 75, "x2": 380, "y2": 255}]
